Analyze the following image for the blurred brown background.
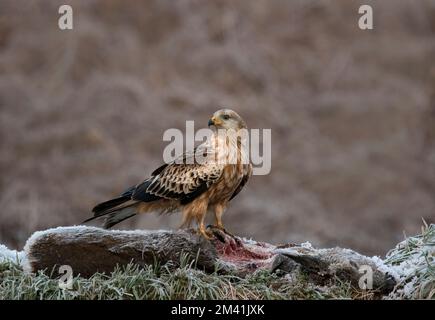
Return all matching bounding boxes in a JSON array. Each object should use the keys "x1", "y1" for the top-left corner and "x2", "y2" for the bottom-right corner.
[{"x1": 1, "y1": 0, "x2": 435, "y2": 255}]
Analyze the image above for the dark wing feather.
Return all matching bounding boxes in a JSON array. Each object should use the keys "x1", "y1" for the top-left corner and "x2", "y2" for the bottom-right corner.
[
  {"x1": 229, "y1": 164, "x2": 252, "y2": 201},
  {"x1": 133, "y1": 144, "x2": 223, "y2": 204},
  {"x1": 179, "y1": 180, "x2": 209, "y2": 205},
  {"x1": 121, "y1": 185, "x2": 136, "y2": 197},
  {"x1": 151, "y1": 163, "x2": 169, "y2": 176},
  {"x1": 132, "y1": 180, "x2": 164, "y2": 202},
  {"x1": 133, "y1": 163, "x2": 223, "y2": 205},
  {"x1": 96, "y1": 145, "x2": 223, "y2": 209}
]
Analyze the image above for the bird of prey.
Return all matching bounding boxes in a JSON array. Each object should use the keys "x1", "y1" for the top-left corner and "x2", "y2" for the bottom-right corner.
[{"x1": 84, "y1": 109, "x2": 252, "y2": 239}]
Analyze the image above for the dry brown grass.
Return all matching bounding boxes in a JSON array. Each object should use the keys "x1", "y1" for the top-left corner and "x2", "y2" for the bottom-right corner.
[{"x1": 1, "y1": 0, "x2": 435, "y2": 255}]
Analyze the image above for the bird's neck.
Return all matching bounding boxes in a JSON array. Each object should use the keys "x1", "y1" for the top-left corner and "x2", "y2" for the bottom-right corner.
[{"x1": 210, "y1": 129, "x2": 249, "y2": 166}]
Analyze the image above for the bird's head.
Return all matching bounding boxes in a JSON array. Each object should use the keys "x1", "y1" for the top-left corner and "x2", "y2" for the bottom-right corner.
[{"x1": 208, "y1": 109, "x2": 247, "y2": 131}]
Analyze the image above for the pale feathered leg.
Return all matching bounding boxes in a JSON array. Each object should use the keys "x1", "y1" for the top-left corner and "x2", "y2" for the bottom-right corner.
[
  {"x1": 214, "y1": 203, "x2": 226, "y2": 230},
  {"x1": 181, "y1": 198, "x2": 213, "y2": 240}
]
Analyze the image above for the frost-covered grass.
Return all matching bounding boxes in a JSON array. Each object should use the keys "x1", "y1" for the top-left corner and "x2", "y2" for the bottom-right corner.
[
  {"x1": 1, "y1": 225, "x2": 434, "y2": 300},
  {"x1": 383, "y1": 223, "x2": 435, "y2": 299},
  {"x1": 0, "y1": 256, "x2": 352, "y2": 300}
]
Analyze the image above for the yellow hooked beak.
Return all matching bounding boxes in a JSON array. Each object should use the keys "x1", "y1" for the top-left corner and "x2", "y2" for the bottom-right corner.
[{"x1": 208, "y1": 116, "x2": 223, "y2": 127}]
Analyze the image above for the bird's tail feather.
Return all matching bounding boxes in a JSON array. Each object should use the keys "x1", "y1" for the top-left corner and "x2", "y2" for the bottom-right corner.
[
  {"x1": 83, "y1": 197, "x2": 140, "y2": 228},
  {"x1": 91, "y1": 196, "x2": 131, "y2": 217},
  {"x1": 102, "y1": 204, "x2": 138, "y2": 229}
]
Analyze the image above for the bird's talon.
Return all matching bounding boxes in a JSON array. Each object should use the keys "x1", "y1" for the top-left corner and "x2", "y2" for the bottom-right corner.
[
  {"x1": 197, "y1": 228, "x2": 213, "y2": 240},
  {"x1": 205, "y1": 224, "x2": 243, "y2": 248},
  {"x1": 220, "y1": 227, "x2": 237, "y2": 239},
  {"x1": 213, "y1": 230, "x2": 227, "y2": 243},
  {"x1": 205, "y1": 225, "x2": 226, "y2": 243}
]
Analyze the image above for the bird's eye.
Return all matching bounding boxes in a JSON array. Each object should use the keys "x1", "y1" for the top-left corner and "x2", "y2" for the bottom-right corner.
[{"x1": 222, "y1": 114, "x2": 230, "y2": 120}]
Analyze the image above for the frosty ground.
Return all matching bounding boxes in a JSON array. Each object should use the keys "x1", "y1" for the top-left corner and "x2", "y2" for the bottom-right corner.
[{"x1": 0, "y1": 224, "x2": 433, "y2": 300}]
